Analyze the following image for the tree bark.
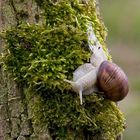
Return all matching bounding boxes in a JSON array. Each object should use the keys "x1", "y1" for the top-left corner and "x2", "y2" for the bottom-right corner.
[
  {"x1": 0, "y1": 1, "x2": 51, "y2": 139},
  {"x1": 0, "y1": 0, "x2": 123, "y2": 140}
]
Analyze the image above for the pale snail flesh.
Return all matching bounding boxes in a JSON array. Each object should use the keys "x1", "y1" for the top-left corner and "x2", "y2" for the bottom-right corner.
[{"x1": 64, "y1": 63, "x2": 98, "y2": 105}]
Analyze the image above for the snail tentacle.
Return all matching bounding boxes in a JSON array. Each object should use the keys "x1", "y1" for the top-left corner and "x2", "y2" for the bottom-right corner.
[{"x1": 79, "y1": 89, "x2": 83, "y2": 105}]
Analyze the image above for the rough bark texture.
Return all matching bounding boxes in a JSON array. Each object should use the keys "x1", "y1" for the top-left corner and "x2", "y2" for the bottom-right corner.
[
  {"x1": 0, "y1": 1, "x2": 51, "y2": 139},
  {"x1": 0, "y1": 0, "x2": 122, "y2": 140}
]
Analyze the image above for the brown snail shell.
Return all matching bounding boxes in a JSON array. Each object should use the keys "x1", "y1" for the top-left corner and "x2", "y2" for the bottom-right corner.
[{"x1": 97, "y1": 61, "x2": 129, "y2": 101}]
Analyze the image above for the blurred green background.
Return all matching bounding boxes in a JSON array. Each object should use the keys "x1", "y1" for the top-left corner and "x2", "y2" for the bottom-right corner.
[{"x1": 99, "y1": 0, "x2": 140, "y2": 139}]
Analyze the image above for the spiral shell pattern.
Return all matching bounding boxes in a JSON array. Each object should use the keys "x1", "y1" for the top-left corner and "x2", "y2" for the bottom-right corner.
[{"x1": 97, "y1": 61, "x2": 129, "y2": 101}]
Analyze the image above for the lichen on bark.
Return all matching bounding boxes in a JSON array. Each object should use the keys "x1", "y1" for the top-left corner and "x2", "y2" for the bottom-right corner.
[{"x1": 0, "y1": 0, "x2": 125, "y2": 139}]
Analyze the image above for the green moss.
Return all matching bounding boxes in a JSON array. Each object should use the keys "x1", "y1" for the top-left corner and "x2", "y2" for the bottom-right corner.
[
  {"x1": 1, "y1": 0, "x2": 125, "y2": 139},
  {"x1": 2, "y1": 23, "x2": 89, "y2": 90},
  {"x1": 25, "y1": 88, "x2": 125, "y2": 140}
]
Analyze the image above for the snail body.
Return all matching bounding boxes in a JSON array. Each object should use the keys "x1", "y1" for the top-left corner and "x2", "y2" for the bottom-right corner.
[
  {"x1": 64, "y1": 63, "x2": 98, "y2": 105},
  {"x1": 64, "y1": 41, "x2": 108, "y2": 104}
]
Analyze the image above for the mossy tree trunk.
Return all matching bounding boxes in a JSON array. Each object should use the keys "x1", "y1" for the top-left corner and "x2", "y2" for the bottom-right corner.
[
  {"x1": 0, "y1": 0, "x2": 124, "y2": 140},
  {"x1": 0, "y1": 1, "x2": 51, "y2": 139}
]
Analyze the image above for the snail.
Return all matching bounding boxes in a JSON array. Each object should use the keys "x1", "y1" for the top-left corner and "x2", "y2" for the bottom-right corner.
[{"x1": 64, "y1": 24, "x2": 129, "y2": 104}]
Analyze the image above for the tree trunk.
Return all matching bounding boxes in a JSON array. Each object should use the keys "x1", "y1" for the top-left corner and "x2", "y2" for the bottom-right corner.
[
  {"x1": 0, "y1": 1, "x2": 52, "y2": 139},
  {"x1": 0, "y1": 0, "x2": 124, "y2": 140}
]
